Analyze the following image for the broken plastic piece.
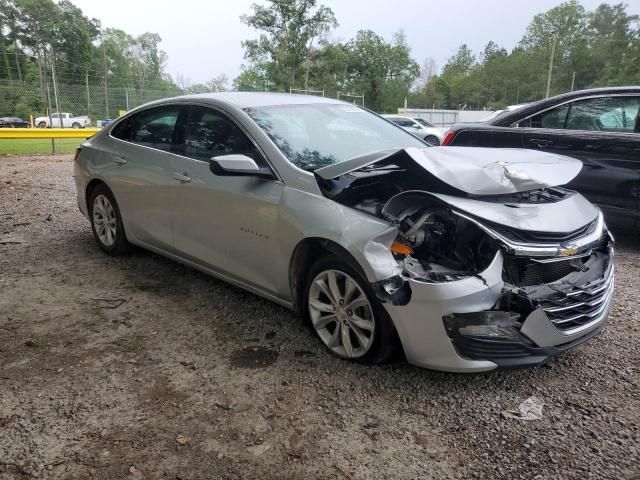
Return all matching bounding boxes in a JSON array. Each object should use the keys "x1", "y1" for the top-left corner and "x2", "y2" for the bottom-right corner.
[{"x1": 371, "y1": 275, "x2": 411, "y2": 306}]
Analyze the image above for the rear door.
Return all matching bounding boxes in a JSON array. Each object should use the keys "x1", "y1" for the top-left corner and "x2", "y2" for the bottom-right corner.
[
  {"x1": 106, "y1": 105, "x2": 184, "y2": 251},
  {"x1": 170, "y1": 104, "x2": 285, "y2": 294},
  {"x1": 518, "y1": 96, "x2": 640, "y2": 229}
]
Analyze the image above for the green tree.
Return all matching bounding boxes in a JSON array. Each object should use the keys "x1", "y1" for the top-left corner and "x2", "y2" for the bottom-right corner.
[
  {"x1": 344, "y1": 30, "x2": 419, "y2": 112},
  {"x1": 233, "y1": 66, "x2": 268, "y2": 91},
  {"x1": 587, "y1": 3, "x2": 639, "y2": 85},
  {"x1": 240, "y1": 0, "x2": 337, "y2": 91}
]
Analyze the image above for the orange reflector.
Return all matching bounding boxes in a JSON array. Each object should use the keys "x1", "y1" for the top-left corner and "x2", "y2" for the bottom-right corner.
[{"x1": 390, "y1": 241, "x2": 414, "y2": 255}]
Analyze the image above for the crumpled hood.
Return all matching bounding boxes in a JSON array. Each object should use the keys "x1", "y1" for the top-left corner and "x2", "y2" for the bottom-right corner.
[{"x1": 315, "y1": 147, "x2": 583, "y2": 195}]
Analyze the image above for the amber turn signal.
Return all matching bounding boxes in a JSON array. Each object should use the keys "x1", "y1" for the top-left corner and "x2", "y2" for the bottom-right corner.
[{"x1": 390, "y1": 241, "x2": 414, "y2": 255}]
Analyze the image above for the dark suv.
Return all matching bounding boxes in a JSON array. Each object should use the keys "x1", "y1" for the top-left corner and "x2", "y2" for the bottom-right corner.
[{"x1": 443, "y1": 87, "x2": 640, "y2": 230}]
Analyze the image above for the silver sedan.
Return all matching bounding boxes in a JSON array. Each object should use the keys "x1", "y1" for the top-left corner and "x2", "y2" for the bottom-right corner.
[{"x1": 74, "y1": 93, "x2": 614, "y2": 372}]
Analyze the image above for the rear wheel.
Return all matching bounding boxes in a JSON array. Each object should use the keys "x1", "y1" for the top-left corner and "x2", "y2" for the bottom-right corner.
[
  {"x1": 305, "y1": 255, "x2": 398, "y2": 364},
  {"x1": 37, "y1": 121, "x2": 46, "y2": 128},
  {"x1": 72, "y1": 122, "x2": 81, "y2": 129},
  {"x1": 88, "y1": 184, "x2": 132, "y2": 256},
  {"x1": 424, "y1": 135, "x2": 440, "y2": 146}
]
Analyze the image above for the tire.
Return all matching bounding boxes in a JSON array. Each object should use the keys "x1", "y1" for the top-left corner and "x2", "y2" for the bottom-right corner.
[
  {"x1": 72, "y1": 122, "x2": 81, "y2": 129},
  {"x1": 304, "y1": 254, "x2": 398, "y2": 364},
  {"x1": 424, "y1": 135, "x2": 440, "y2": 146},
  {"x1": 88, "y1": 184, "x2": 132, "y2": 256},
  {"x1": 37, "y1": 121, "x2": 46, "y2": 128}
]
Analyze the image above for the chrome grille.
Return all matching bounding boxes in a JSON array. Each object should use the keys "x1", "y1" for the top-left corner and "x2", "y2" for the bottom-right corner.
[
  {"x1": 485, "y1": 218, "x2": 597, "y2": 244},
  {"x1": 537, "y1": 263, "x2": 614, "y2": 333}
]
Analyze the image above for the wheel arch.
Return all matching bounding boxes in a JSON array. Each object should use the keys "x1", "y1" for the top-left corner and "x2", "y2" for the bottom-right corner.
[
  {"x1": 288, "y1": 237, "x2": 368, "y2": 315},
  {"x1": 85, "y1": 178, "x2": 108, "y2": 213},
  {"x1": 424, "y1": 134, "x2": 441, "y2": 145}
]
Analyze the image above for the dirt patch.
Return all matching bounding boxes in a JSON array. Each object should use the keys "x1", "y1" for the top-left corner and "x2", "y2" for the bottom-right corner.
[
  {"x1": 0, "y1": 154, "x2": 639, "y2": 479},
  {"x1": 230, "y1": 346, "x2": 280, "y2": 369}
]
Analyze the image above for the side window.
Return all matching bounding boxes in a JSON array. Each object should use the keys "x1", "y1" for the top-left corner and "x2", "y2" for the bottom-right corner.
[
  {"x1": 565, "y1": 96, "x2": 640, "y2": 132},
  {"x1": 112, "y1": 107, "x2": 180, "y2": 152},
  {"x1": 51, "y1": 113, "x2": 59, "y2": 119},
  {"x1": 182, "y1": 106, "x2": 262, "y2": 163},
  {"x1": 393, "y1": 118, "x2": 414, "y2": 127},
  {"x1": 520, "y1": 104, "x2": 570, "y2": 129}
]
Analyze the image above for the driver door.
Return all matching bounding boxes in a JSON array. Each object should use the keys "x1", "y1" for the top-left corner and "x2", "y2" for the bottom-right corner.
[{"x1": 170, "y1": 105, "x2": 285, "y2": 293}]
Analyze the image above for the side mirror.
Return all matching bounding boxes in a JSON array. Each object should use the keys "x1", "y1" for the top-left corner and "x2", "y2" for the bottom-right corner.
[{"x1": 209, "y1": 154, "x2": 275, "y2": 179}]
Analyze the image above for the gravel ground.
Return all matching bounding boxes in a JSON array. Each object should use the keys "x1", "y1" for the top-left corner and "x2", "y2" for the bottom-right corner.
[{"x1": 0, "y1": 154, "x2": 639, "y2": 480}]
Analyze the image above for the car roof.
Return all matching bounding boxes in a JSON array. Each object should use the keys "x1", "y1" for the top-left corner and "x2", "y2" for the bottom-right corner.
[
  {"x1": 488, "y1": 86, "x2": 640, "y2": 126},
  {"x1": 152, "y1": 92, "x2": 346, "y2": 109}
]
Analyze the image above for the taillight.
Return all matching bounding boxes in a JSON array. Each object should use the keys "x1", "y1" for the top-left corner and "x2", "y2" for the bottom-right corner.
[{"x1": 442, "y1": 130, "x2": 457, "y2": 146}]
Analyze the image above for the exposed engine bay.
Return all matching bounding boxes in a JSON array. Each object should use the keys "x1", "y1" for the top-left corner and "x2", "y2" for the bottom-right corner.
[{"x1": 314, "y1": 147, "x2": 614, "y2": 347}]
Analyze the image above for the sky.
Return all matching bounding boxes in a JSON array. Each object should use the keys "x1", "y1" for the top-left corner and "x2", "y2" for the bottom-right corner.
[{"x1": 70, "y1": 0, "x2": 640, "y2": 86}]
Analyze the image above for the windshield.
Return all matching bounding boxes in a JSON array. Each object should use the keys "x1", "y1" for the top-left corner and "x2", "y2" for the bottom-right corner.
[{"x1": 245, "y1": 103, "x2": 427, "y2": 171}]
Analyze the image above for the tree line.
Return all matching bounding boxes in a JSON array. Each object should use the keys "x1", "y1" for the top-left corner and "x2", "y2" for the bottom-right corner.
[
  {"x1": 0, "y1": 0, "x2": 638, "y2": 119},
  {"x1": 237, "y1": 0, "x2": 640, "y2": 112},
  {"x1": 0, "y1": 0, "x2": 182, "y2": 119},
  {"x1": 412, "y1": 1, "x2": 640, "y2": 110}
]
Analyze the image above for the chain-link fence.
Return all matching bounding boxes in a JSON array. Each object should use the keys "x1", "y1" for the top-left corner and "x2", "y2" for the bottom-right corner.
[{"x1": 0, "y1": 79, "x2": 182, "y2": 127}]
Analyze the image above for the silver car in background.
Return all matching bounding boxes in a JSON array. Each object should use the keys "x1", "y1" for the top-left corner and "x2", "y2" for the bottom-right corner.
[
  {"x1": 382, "y1": 114, "x2": 445, "y2": 145},
  {"x1": 74, "y1": 93, "x2": 614, "y2": 372}
]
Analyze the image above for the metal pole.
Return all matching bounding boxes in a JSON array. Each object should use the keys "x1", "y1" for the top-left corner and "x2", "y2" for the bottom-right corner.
[
  {"x1": 571, "y1": 71, "x2": 576, "y2": 91},
  {"x1": 46, "y1": 81, "x2": 55, "y2": 153},
  {"x1": 125, "y1": 87, "x2": 130, "y2": 110},
  {"x1": 86, "y1": 71, "x2": 91, "y2": 118},
  {"x1": 545, "y1": 37, "x2": 556, "y2": 98},
  {"x1": 46, "y1": 81, "x2": 53, "y2": 127},
  {"x1": 103, "y1": 51, "x2": 109, "y2": 118},
  {"x1": 50, "y1": 49, "x2": 62, "y2": 128}
]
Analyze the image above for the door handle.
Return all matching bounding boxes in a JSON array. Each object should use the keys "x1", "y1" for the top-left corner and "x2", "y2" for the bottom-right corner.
[
  {"x1": 113, "y1": 156, "x2": 127, "y2": 165},
  {"x1": 173, "y1": 172, "x2": 191, "y2": 183},
  {"x1": 529, "y1": 138, "x2": 554, "y2": 149}
]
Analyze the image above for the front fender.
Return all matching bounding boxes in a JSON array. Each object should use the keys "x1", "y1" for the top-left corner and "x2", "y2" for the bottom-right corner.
[{"x1": 277, "y1": 187, "x2": 400, "y2": 286}]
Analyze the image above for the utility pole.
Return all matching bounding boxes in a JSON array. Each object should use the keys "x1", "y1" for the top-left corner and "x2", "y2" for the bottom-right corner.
[
  {"x1": 545, "y1": 37, "x2": 556, "y2": 98},
  {"x1": 125, "y1": 87, "x2": 130, "y2": 111},
  {"x1": 570, "y1": 71, "x2": 576, "y2": 91},
  {"x1": 103, "y1": 50, "x2": 109, "y2": 118},
  {"x1": 50, "y1": 48, "x2": 62, "y2": 128}
]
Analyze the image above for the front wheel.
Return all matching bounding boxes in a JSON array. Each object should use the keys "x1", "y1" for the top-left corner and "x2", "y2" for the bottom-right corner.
[
  {"x1": 305, "y1": 255, "x2": 398, "y2": 364},
  {"x1": 88, "y1": 184, "x2": 132, "y2": 256},
  {"x1": 37, "y1": 121, "x2": 46, "y2": 128},
  {"x1": 424, "y1": 135, "x2": 440, "y2": 146}
]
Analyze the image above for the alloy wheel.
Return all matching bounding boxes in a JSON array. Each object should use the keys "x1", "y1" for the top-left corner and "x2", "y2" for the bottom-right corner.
[
  {"x1": 92, "y1": 194, "x2": 117, "y2": 247},
  {"x1": 308, "y1": 269, "x2": 375, "y2": 358}
]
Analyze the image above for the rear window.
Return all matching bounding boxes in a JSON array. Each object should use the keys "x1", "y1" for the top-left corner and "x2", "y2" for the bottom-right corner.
[{"x1": 111, "y1": 106, "x2": 181, "y2": 153}]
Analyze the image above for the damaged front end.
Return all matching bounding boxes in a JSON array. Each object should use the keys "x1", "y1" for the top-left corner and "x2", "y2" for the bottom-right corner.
[{"x1": 315, "y1": 148, "x2": 615, "y2": 371}]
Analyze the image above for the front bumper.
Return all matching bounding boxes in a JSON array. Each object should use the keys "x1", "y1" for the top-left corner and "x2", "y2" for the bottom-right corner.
[{"x1": 382, "y1": 247, "x2": 614, "y2": 373}]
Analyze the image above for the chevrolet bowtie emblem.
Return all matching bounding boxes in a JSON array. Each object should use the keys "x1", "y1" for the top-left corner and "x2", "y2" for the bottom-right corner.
[{"x1": 559, "y1": 246, "x2": 579, "y2": 256}]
